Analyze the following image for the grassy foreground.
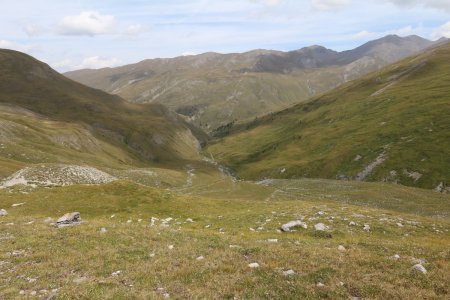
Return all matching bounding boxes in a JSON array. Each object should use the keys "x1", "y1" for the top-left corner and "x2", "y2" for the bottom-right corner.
[{"x1": 1, "y1": 179, "x2": 449, "y2": 299}]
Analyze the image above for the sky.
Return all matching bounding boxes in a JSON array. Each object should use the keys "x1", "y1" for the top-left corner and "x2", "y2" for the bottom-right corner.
[{"x1": 1, "y1": 0, "x2": 449, "y2": 72}]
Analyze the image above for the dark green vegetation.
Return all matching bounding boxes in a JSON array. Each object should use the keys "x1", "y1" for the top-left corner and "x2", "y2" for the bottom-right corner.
[
  {"x1": 207, "y1": 42, "x2": 450, "y2": 189},
  {"x1": 65, "y1": 35, "x2": 441, "y2": 132},
  {"x1": 0, "y1": 49, "x2": 207, "y2": 169}
]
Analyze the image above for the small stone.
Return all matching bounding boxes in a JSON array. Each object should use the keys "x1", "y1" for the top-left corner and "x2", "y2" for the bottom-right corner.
[
  {"x1": 168, "y1": 245, "x2": 174, "y2": 250},
  {"x1": 267, "y1": 239, "x2": 278, "y2": 243},
  {"x1": 391, "y1": 254, "x2": 400, "y2": 260},
  {"x1": 281, "y1": 220, "x2": 308, "y2": 232},
  {"x1": 316, "y1": 282, "x2": 325, "y2": 287},
  {"x1": 110, "y1": 214, "x2": 115, "y2": 218},
  {"x1": 56, "y1": 212, "x2": 82, "y2": 227},
  {"x1": 411, "y1": 258, "x2": 427, "y2": 264},
  {"x1": 338, "y1": 281, "x2": 344, "y2": 286},
  {"x1": 349, "y1": 221, "x2": 356, "y2": 226},
  {"x1": 30, "y1": 291, "x2": 37, "y2": 296},
  {"x1": 19, "y1": 290, "x2": 25, "y2": 295},
  {"x1": 248, "y1": 262, "x2": 260, "y2": 268},
  {"x1": 127, "y1": 220, "x2": 132, "y2": 224},
  {"x1": 73, "y1": 277, "x2": 87, "y2": 283},
  {"x1": 412, "y1": 264, "x2": 427, "y2": 274},
  {"x1": 10, "y1": 250, "x2": 25, "y2": 257},
  {"x1": 57, "y1": 212, "x2": 80, "y2": 223},
  {"x1": 163, "y1": 293, "x2": 170, "y2": 299},
  {"x1": 186, "y1": 218, "x2": 194, "y2": 222},
  {"x1": 317, "y1": 211, "x2": 326, "y2": 215},
  {"x1": 249, "y1": 227, "x2": 255, "y2": 232},
  {"x1": 149, "y1": 253, "x2": 155, "y2": 258},
  {"x1": 196, "y1": 256, "x2": 204, "y2": 261},
  {"x1": 338, "y1": 245, "x2": 346, "y2": 252},
  {"x1": 363, "y1": 224, "x2": 370, "y2": 231},
  {"x1": 0, "y1": 209, "x2": 8, "y2": 216},
  {"x1": 12, "y1": 203, "x2": 25, "y2": 207},
  {"x1": 111, "y1": 270, "x2": 122, "y2": 277},
  {"x1": 138, "y1": 219, "x2": 142, "y2": 223},
  {"x1": 283, "y1": 269, "x2": 295, "y2": 276},
  {"x1": 205, "y1": 224, "x2": 211, "y2": 228},
  {"x1": 314, "y1": 223, "x2": 327, "y2": 231},
  {"x1": 397, "y1": 223, "x2": 403, "y2": 227},
  {"x1": 100, "y1": 227, "x2": 107, "y2": 233}
]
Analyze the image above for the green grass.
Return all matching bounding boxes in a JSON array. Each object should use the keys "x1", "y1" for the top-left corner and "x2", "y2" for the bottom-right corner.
[
  {"x1": 0, "y1": 179, "x2": 449, "y2": 299},
  {"x1": 207, "y1": 43, "x2": 450, "y2": 189},
  {"x1": 0, "y1": 49, "x2": 207, "y2": 166}
]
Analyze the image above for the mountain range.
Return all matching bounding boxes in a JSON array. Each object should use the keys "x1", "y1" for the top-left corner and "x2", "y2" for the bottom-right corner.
[
  {"x1": 207, "y1": 42, "x2": 450, "y2": 189},
  {"x1": 65, "y1": 35, "x2": 445, "y2": 133}
]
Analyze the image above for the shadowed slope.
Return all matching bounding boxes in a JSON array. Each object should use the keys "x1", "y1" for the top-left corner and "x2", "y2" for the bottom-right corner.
[{"x1": 0, "y1": 49, "x2": 207, "y2": 166}]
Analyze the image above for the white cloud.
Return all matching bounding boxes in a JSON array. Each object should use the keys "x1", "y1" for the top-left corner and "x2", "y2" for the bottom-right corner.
[
  {"x1": 386, "y1": 25, "x2": 415, "y2": 36},
  {"x1": 77, "y1": 56, "x2": 122, "y2": 69},
  {"x1": 23, "y1": 24, "x2": 44, "y2": 37},
  {"x1": 386, "y1": 0, "x2": 450, "y2": 13},
  {"x1": 53, "y1": 56, "x2": 122, "y2": 71},
  {"x1": 312, "y1": 0, "x2": 351, "y2": 11},
  {"x1": 0, "y1": 40, "x2": 36, "y2": 53},
  {"x1": 58, "y1": 11, "x2": 116, "y2": 36},
  {"x1": 432, "y1": 21, "x2": 450, "y2": 38},
  {"x1": 251, "y1": 0, "x2": 284, "y2": 6},
  {"x1": 351, "y1": 30, "x2": 371, "y2": 40},
  {"x1": 181, "y1": 51, "x2": 197, "y2": 56},
  {"x1": 124, "y1": 24, "x2": 148, "y2": 36}
]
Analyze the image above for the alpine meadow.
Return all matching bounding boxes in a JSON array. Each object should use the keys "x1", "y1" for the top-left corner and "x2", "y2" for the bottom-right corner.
[{"x1": 0, "y1": 1, "x2": 449, "y2": 299}]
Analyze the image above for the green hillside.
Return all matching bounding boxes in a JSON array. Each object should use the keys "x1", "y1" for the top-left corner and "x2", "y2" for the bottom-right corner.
[
  {"x1": 65, "y1": 35, "x2": 439, "y2": 133},
  {"x1": 0, "y1": 49, "x2": 207, "y2": 167},
  {"x1": 207, "y1": 42, "x2": 450, "y2": 189}
]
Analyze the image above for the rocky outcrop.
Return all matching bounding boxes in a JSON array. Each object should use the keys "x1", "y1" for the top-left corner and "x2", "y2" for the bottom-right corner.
[{"x1": 55, "y1": 212, "x2": 82, "y2": 228}]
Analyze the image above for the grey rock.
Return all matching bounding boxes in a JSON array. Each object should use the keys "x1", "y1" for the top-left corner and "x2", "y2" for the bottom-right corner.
[
  {"x1": 0, "y1": 209, "x2": 7, "y2": 216},
  {"x1": 56, "y1": 212, "x2": 81, "y2": 227},
  {"x1": 338, "y1": 245, "x2": 346, "y2": 252},
  {"x1": 314, "y1": 223, "x2": 327, "y2": 231},
  {"x1": 281, "y1": 220, "x2": 308, "y2": 232},
  {"x1": 412, "y1": 264, "x2": 427, "y2": 274},
  {"x1": 283, "y1": 269, "x2": 295, "y2": 276}
]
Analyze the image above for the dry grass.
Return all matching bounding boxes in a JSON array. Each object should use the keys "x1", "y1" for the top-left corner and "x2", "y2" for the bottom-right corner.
[{"x1": 1, "y1": 179, "x2": 449, "y2": 299}]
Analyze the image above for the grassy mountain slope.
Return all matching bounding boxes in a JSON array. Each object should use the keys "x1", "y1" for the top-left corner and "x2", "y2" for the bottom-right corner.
[
  {"x1": 0, "y1": 103, "x2": 142, "y2": 178},
  {"x1": 1, "y1": 178, "x2": 449, "y2": 298},
  {"x1": 0, "y1": 49, "x2": 207, "y2": 167},
  {"x1": 207, "y1": 42, "x2": 450, "y2": 189},
  {"x1": 65, "y1": 35, "x2": 440, "y2": 132}
]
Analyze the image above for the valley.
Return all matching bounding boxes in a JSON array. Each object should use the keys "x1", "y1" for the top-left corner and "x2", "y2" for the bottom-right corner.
[
  {"x1": 65, "y1": 35, "x2": 444, "y2": 133},
  {"x1": 0, "y1": 28, "x2": 449, "y2": 300}
]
